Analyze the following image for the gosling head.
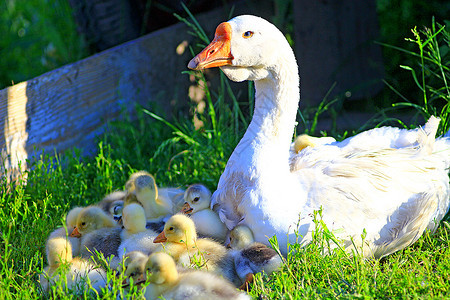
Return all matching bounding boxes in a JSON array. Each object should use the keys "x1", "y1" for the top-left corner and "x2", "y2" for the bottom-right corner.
[
  {"x1": 153, "y1": 214, "x2": 197, "y2": 245},
  {"x1": 229, "y1": 224, "x2": 255, "y2": 250},
  {"x1": 181, "y1": 184, "x2": 212, "y2": 214},
  {"x1": 65, "y1": 206, "x2": 83, "y2": 229},
  {"x1": 119, "y1": 251, "x2": 148, "y2": 287},
  {"x1": 144, "y1": 252, "x2": 178, "y2": 285},
  {"x1": 70, "y1": 206, "x2": 116, "y2": 237}
]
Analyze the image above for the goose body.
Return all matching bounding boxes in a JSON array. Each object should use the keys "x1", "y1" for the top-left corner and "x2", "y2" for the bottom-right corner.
[
  {"x1": 188, "y1": 15, "x2": 450, "y2": 258},
  {"x1": 182, "y1": 184, "x2": 228, "y2": 242}
]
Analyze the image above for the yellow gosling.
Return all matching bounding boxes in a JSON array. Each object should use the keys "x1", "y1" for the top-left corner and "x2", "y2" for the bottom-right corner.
[
  {"x1": 182, "y1": 184, "x2": 227, "y2": 242},
  {"x1": 143, "y1": 252, "x2": 249, "y2": 300},
  {"x1": 118, "y1": 203, "x2": 159, "y2": 259},
  {"x1": 48, "y1": 206, "x2": 83, "y2": 257},
  {"x1": 70, "y1": 206, "x2": 121, "y2": 263},
  {"x1": 40, "y1": 237, "x2": 106, "y2": 295},
  {"x1": 125, "y1": 171, "x2": 184, "y2": 221},
  {"x1": 229, "y1": 225, "x2": 282, "y2": 290},
  {"x1": 153, "y1": 214, "x2": 238, "y2": 285}
]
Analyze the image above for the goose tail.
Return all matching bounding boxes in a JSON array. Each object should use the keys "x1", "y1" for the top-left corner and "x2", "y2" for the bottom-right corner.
[{"x1": 372, "y1": 191, "x2": 440, "y2": 259}]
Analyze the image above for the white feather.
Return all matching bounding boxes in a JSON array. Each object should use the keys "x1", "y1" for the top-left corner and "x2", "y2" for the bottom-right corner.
[{"x1": 207, "y1": 15, "x2": 450, "y2": 258}]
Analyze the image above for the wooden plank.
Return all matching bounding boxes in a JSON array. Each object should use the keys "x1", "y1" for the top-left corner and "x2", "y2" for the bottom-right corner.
[{"x1": 0, "y1": 1, "x2": 274, "y2": 181}]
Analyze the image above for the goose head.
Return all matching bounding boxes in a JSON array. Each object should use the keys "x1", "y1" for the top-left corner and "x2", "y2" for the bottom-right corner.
[
  {"x1": 181, "y1": 184, "x2": 212, "y2": 214},
  {"x1": 122, "y1": 203, "x2": 147, "y2": 235},
  {"x1": 144, "y1": 252, "x2": 178, "y2": 285},
  {"x1": 188, "y1": 15, "x2": 293, "y2": 82},
  {"x1": 229, "y1": 224, "x2": 255, "y2": 250},
  {"x1": 70, "y1": 206, "x2": 116, "y2": 237},
  {"x1": 153, "y1": 214, "x2": 197, "y2": 245}
]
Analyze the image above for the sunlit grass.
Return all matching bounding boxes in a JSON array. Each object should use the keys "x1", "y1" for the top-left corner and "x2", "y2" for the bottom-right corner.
[{"x1": 0, "y1": 0, "x2": 88, "y2": 89}]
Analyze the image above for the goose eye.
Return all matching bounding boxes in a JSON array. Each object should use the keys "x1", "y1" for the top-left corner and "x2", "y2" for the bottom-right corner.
[
  {"x1": 193, "y1": 197, "x2": 200, "y2": 203},
  {"x1": 81, "y1": 222, "x2": 86, "y2": 226},
  {"x1": 169, "y1": 226, "x2": 174, "y2": 231},
  {"x1": 242, "y1": 31, "x2": 254, "y2": 38},
  {"x1": 130, "y1": 272, "x2": 135, "y2": 277}
]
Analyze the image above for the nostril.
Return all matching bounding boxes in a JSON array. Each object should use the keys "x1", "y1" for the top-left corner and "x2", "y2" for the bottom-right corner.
[{"x1": 209, "y1": 49, "x2": 215, "y2": 55}]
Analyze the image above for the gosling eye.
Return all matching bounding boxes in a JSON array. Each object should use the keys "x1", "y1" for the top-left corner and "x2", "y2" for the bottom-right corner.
[
  {"x1": 242, "y1": 31, "x2": 254, "y2": 38},
  {"x1": 130, "y1": 272, "x2": 135, "y2": 277},
  {"x1": 193, "y1": 197, "x2": 200, "y2": 203},
  {"x1": 81, "y1": 222, "x2": 86, "y2": 227},
  {"x1": 113, "y1": 205, "x2": 123, "y2": 215},
  {"x1": 168, "y1": 226, "x2": 174, "y2": 231}
]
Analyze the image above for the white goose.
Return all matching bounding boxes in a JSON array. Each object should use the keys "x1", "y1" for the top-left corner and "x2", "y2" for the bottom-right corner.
[{"x1": 188, "y1": 15, "x2": 450, "y2": 258}]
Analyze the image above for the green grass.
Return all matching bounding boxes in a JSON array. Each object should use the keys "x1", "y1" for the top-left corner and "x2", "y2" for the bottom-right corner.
[
  {"x1": 1, "y1": 8, "x2": 450, "y2": 300},
  {"x1": 1, "y1": 137, "x2": 450, "y2": 298},
  {"x1": 0, "y1": 0, "x2": 88, "y2": 89}
]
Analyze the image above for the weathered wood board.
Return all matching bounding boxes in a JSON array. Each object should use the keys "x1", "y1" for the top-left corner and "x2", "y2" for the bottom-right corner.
[{"x1": 0, "y1": 1, "x2": 273, "y2": 181}]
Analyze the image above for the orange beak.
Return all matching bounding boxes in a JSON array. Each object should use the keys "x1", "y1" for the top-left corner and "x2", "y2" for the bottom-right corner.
[
  {"x1": 70, "y1": 227, "x2": 81, "y2": 238},
  {"x1": 135, "y1": 274, "x2": 146, "y2": 284},
  {"x1": 153, "y1": 230, "x2": 167, "y2": 243},
  {"x1": 187, "y1": 22, "x2": 233, "y2": 70},
  {"x1": 181, "y1": 202, "x2": 193, "y2": 214}
]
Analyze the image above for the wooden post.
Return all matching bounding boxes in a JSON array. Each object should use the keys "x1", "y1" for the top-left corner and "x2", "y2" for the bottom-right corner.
[{"x1": 293, "y1": 0, "x2": 385, "y2": 107}]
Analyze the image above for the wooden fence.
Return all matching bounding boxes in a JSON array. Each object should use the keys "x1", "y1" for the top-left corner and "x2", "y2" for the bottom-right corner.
[{"x1": 0, "y1": 2, "x2": 273, "y2": 181}]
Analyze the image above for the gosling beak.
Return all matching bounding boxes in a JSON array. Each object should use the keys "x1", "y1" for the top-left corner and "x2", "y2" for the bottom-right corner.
[
  {"x1": 114, "y1": 215, "x2": 123, "y2": 224},
  {"x1": 70, "y1": 227, "x2": 81, "y2": 238},
  {"x1": 153, "y1": 230, "x2": 167, "y2": 243},
  {"x1": 135, "y1": 274, "x2": 146, "y2": 284},
  {"x1": 188, "y1": 22, "x2": 233, "y2": 70},
  {"x1": 181, "y1": 202, "x2": 194, "y2": 214}
]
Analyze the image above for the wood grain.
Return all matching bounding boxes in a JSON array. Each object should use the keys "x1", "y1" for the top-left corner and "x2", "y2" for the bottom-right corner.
[{"x1": 0, "y1": 2, "x2": 273, "y2": 181}]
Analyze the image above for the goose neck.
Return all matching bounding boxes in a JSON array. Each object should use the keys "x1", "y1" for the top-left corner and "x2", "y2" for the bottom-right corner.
[{"x1": 245, "y1": 63, "x2": 300, "y2": 156}]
